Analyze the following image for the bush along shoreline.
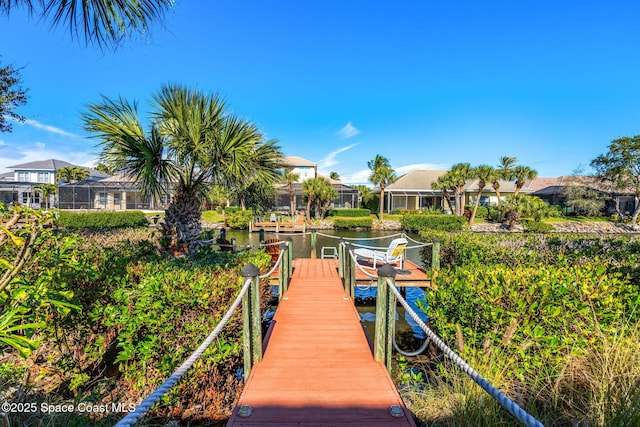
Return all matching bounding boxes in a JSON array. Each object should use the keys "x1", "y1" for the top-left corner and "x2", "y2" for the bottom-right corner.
[
  {"x1": 400, "y1": 231, "x2": 640, "y2": 426},
  {"x1": 1, "y1": 227, "x2": 272, "y2": 426}
]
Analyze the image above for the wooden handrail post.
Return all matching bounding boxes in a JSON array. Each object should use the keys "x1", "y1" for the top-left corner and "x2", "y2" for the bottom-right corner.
[
  {"x1": 285, "y1": 237, "x2": 293, "y2": 278},
  {"x1": 310, "y1": 228, "x2": 317, "y2": 259},
  {"x1": 278, "y1": 242, "x2": 290, "y2": 298},
  {"x1": 431, "y1": 238, "x2": 441, "y2": 271},
  {"x1": 338, "y1": 239, "x2": 345, "y2": 278},
  {"x1": 241, "y1": 263, "x2": 263, "y2": 380},
  {"x1": 375, "y1": 264, "x2": 397, "y2": 373},
  {"x1": 345, "y1": 243, "x2": 355, "y2": 298}
]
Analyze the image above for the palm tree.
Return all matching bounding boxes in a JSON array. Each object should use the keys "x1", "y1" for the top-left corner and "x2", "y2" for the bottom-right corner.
[
  {"x1": 302, "y1": 178, "x2": 322, "y2": 221},
  {"x1": 56, "y1": 166, "x2": 75, "y2": 184},
  {"x1": 83, "y1": 84, "x2": 282, "y2": 254},
  {"x1": 493, "y1": 156, "x2": 518, "y2": 206},
  {"x1": 1, "y1": 0, "x2": 174, "y2": 49},
  {"x1": 449, "y1": 163, "x2": 472, "y2": 216},
  {"x1": 281, "y1": 171, "x2": 300, "y2": 216},
  {"x1": 354, "y1": 184, "x2": 371, "y2": 209},
  {"x1": 431, "y1": 174, "x2": 455, "y2": 214},
  {"x1": 329, "y1": 171, "x2": 340, "y2": 181},
  {"x1": 367, "y1": 155, "x2": 396, "y2": 220},
  {"x1": 513, "y1": 165, "x2": 538, "y2": 196},
  {"x1": 469, "y1": 165, "x2": 495, "y2": 225},
  {"x1": 34, "y1": 183, "x2": 57, "y2": 209},
  {"x1": 315, "y1": 179, "x2": 338, "y2": 219}
]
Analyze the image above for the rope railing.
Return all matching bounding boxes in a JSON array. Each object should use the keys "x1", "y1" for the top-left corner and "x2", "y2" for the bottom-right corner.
[
  {"x1": 316, "y1": 231, "x2": 404, "y2": 240},
  {"x1": 258, "y1": 242, "x2": 287, "y2": 279},
  {"x1": 114, "y1": 277, "x2": 254, "y2": 427},
  {"x1": 385, "y1": 277, "x2": 544, "y2": 427}
]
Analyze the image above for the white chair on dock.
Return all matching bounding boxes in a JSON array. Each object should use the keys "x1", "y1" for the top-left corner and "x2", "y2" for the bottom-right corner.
[{"x1": 354, "y1": 237, "x2": 408, "y2": 269}]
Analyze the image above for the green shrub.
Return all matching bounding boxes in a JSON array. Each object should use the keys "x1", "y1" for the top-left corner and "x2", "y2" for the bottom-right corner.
[
  {"x1": 522, "y1": 219, "x2": 554, "y2": 232},
  {"x1": 226, "y1": 209, "x2": 253, "y2": 229},
  {"x1": 224, "y1": 206, "x2": 240, "y2": 214},
  {"x1": 58, "y1": 211, "x2": 148, "y2": 229},
  {"x1": 401, "y1": 214, "x2": 467, "y2": 232},
  {"x1": 326, "y1": 208, "x2": 371, "y2": 217},
  {"x1": 332, "y1": 217, "x2": 373, "y2": 228}
]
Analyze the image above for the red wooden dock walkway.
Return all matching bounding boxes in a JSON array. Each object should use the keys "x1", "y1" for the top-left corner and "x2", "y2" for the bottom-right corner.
[{"x1": 226, "y1": 258, "x2": 416, "y2": 427}]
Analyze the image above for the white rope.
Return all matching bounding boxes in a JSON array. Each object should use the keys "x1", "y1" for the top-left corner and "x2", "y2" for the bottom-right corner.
[
  {"x1": 258, "y1": 240, "x2": 285, "y2": 247},
  {"x1": 344, "y1": 243, "x2": 378, "y2": 279},
  {"x1": 114, "y1": 277, "x2": 254, "y2": 427},
  {"x1": 259, "y1": 243, "x2": 287, "y2": 279},
  {"x1": 386, "y1": 278, "x2": 544, "y2": 427},
  {"x1": 316, "y1": 231, "x2": 403, "y2": 241}
]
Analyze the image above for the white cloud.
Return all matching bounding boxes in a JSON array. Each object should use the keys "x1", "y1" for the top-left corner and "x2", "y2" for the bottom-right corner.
[
  {"x1": 0, "y1": 142, "x2": 97, "y2": 173},
  {"x1": 316, "y1": 143, "x2": 358, "y2": 173},
  {"x1": 334, "y1": 122, "x2": 360, "y2": 140},
  {"x1": 22, "y1": 119, "x2": 80, "y2": 138},
  {"x1": 340, "y1": 169, "x2": 371, "y2": 185}
]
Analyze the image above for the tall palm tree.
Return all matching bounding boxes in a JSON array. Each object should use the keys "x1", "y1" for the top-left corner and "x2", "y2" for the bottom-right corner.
[
  {"x1": 469, "y1": 165, "x2": 495, "y2": 225},
  {"x1": 354, "y1": 184, "x2": 371, "y2": 209},
  {"x1": 34, "y1": 183, "x2": 57, "y2": 209},
  {"x1": 55, "y1": 166, "x2": 75, "y2": 184},
  {"x1": 367, "y1": 154, "x2": 396, "y2": 220},
  {"x1": 449, "y1": 163, "x2": 472, "y2": 216},
  {"x1": 302, "y1": 177, "x2": 323, "y2": 221},
  {"x1": 513, "y1": 165, "x2": 538, "y2": 196},
  {"x1": 83, "y1": 84, "x2": 282, "y2": 254},
  {"x1": 281, "y1": 171, "x2": 299, "y2": 216},
  {"x1": 1, "y1": 0, "x2": 174, "y2": 49},
  {"x1": 431, "y1": 174, "x2": 455, "y2": 214},
  {"x1": 493, "y1": 156, "x2": 518, "y2": 206}
]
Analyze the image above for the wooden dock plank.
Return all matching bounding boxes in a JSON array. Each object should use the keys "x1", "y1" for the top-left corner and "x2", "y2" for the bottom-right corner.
[{"x1": 227, "y1": 259, "x2": 416, "y2": 427}]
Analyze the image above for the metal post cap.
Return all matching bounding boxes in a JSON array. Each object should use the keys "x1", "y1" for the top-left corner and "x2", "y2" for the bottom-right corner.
[
  {"x1": 241, "y1": 263, "x2": 260, "y2": 277},
  {"x1": 377, "y1": 264, "x2": 397, "y2": 277}
]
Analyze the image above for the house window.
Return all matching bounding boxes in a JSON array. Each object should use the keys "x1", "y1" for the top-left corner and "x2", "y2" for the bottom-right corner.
[
  {"x1": 18, "y1": 171, "x2": 29, "y2": 182},
  {"x1": 37, "y1": 172, "x2": 49, "y2": 183},
  {"x1": 113, "y1": 193, "x2": 121, "y2": 207},
  {"x1": 99, "y1": 192, "x2": 108, "y2": 206},
  {"x1": 22, "y1": 192, "x2": 40, "y2": 205}
]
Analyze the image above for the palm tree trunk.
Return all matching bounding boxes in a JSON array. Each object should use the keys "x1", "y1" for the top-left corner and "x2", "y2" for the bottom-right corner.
[
  {"x1": 379, "y1": 185, "x2": 385, "y2": 221},
  {"x1": 632, "y1": 196, "x2": 640, "y2": 224},
  {"x1": 162, "y1": 192, "x2": 202, "y2": 255},
  {"x1": 469, "y1": 186, "x2": 484, "y2": 225},
  {"x1": 306, "y1": 197, "x2": 313, "y2": 222}
]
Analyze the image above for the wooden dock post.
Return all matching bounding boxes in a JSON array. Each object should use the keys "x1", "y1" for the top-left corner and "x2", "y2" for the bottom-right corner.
[
  {"x1": 310, "y1": 228, "x2": 317, "y2": 258},
  {"x1": 278, "y1": 242, "x2": 290, "y2": 298},
  {"x1": 431, "y1": 238, "x2": 441, "y2": 271},
  {"x1": 241, "y1": 263, "x2": 263, "y2": 379},
  {"x1": 285, "y1": 237, "x2": 293, "y2": 278},
  {"x1": 344, "y1": 243, "x2": 355, "y2": 298},
  {"x1": 337, "y1": 239, "x2": 344, "y2": 278},
  {"x1": 375, "y1": 264, "x2": 397, "y2": 373}
]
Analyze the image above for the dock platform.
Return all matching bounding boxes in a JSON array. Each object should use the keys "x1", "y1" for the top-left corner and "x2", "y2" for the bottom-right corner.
[{"x1": 226, "y1": 258, "x2": 416, "y2": 427}]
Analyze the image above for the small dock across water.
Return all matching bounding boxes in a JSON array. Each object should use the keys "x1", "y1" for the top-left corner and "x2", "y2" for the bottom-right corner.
[{"x1": 226, "y1": 258, "x2": 417, "y2": 426}]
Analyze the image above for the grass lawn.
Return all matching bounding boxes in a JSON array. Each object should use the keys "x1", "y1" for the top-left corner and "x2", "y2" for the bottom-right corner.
[{"x1": 202, "y1": 210, "x2": 225, "y2": 224}]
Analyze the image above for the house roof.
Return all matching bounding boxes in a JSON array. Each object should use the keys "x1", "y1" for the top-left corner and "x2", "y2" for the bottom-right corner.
[
  {"x1": 279, "y1": 156, "x2": 316, "y2": 168},
  {"x1": 8, "y1": 159, "x2": 76, "y2": 171},
  {"x1": 385, "y1": 170, "x2": 448, "y2": 191}
]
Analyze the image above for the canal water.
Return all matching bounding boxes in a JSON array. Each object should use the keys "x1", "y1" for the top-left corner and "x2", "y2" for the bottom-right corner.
[{"x1": 222, "y1": 228, "x2": 431, "y2": 352}]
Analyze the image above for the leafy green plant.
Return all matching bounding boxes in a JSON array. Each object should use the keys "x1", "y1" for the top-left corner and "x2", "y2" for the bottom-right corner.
[
  {"x1": 57, "y1": 210, "x2": 148, "y2": 229},
  {"x1": 326, "y1": 208, "x2": 371, "y2": 217},
  {"x1": 401, "y1": 214, "x2": 467, "y2": 232},
  {"x1": 226, "y1": 210, "x2": 253, "y2": 229},
  {"x1": 332, "y1": 217, "x2": 373, "y2": 228}
]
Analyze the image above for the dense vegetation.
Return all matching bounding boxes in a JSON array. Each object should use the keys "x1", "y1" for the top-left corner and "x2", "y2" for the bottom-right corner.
[
  {"x1": 1, "y1": 215, "x2": 272, "y2": 426},
  {"x1": 57, "y1": 210, "x2": 149, "y2": 229},
  {"x1": 401, "y1": 231, "x2": 640, "y2": 427}
]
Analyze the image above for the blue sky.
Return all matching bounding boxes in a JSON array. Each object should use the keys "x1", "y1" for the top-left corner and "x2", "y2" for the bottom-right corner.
[{"x1": 1, "y1": 1, "x2": 640, "y2": 184}]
